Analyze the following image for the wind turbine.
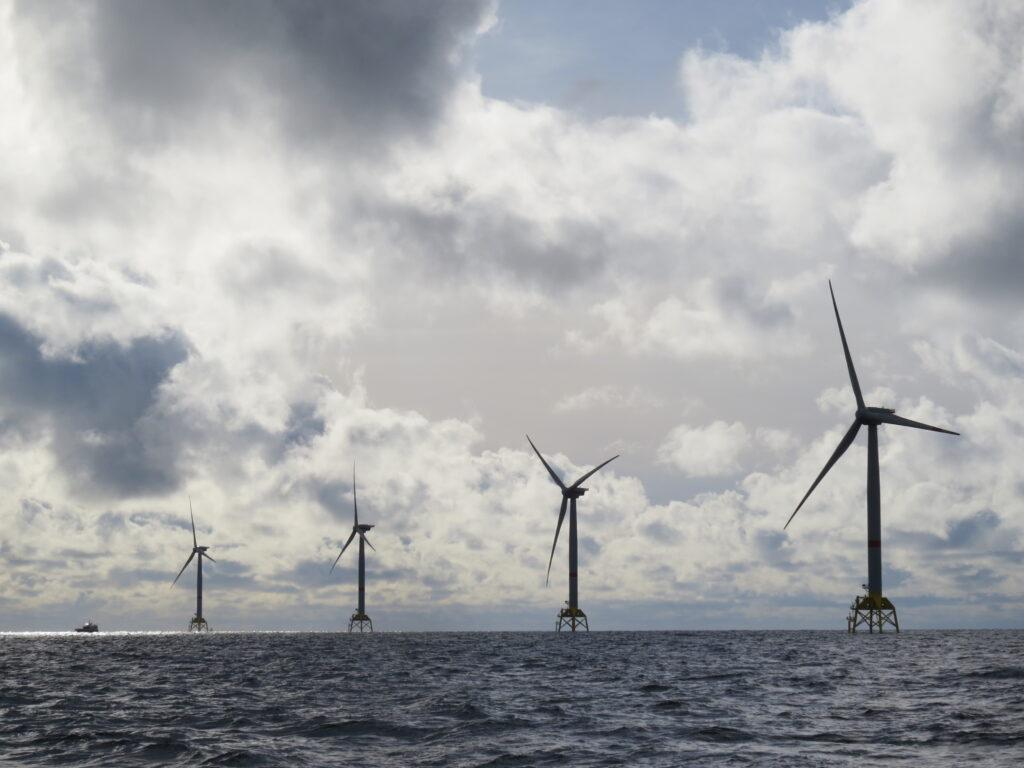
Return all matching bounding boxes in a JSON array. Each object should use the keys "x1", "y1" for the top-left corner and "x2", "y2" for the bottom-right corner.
[
  {"x1": 785, "y1": 281, "x2": 959, "y2": 632},
  {"x1": 527, "y1": 435, "x2": 618, "y2": 632},
  {"x1": 171, "y1": 498, "x2": 215, "y2": 632},
  {"x1": 330, "y1": 465, "x2": 376, "y2": 632}
]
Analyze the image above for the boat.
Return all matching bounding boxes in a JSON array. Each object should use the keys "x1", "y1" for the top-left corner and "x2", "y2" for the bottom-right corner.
[{"x1": 74, "y1": 621, "x2": 99, "y2": 633}]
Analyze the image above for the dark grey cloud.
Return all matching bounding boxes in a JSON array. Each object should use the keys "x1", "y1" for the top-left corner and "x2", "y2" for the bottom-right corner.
[
  {"x1": 281, "y1": 556, "x2": 416, "y2": 591},
  {"x1": 0, "y1": 314, "x2": 190, "y2": 497},
  {"x1": 641, "y1": 520, "x2": 682, "y2": 544},
  {"x1": 107, "y1": 566, "x2": 170, "y2": 586},
  {"x1": 890, "y1": 510, "x2": 1010, "y2": 553},
  {"x1": 16, "y1": 0, "x2": 492, "y2": 148},
  {"x1": 962, "y1": 334, "x2": 1024, "y2": 380},
  {"x1": 56, "y1": 547, "x2": 104, "y2": 561},
  {"x1": 125, "y1": 510, "x2": 195, "y2": 533},
  {"x1": 259, "y1": 401, "x2": 327, "y2": 467},
  {"x1": 311, "y1": 477, "x2": 355, "y2": 521},
  {"x1": 948, "y1": 564, "x2": 1005, "y2": 591},
  {"x1": 353, "y1": 197, "x2": 610, "y2": 290},
  {"x1": 715, "y1": 276, "x2": 794, "y2": 328},
  {"x1": 217, "y1": 244, "x2": 339, "y2": 305},
  {"x1": 281, "y1": 402, "x2": 326, "y2": 447},
  {"x1": 946, "y1": 510, "x2": 1002, "y2": 548},
  {"x1": 578, "y1": 534, "x2": 602, "y2": 558},
  {"x1": 19, "y1": 497, "x2": 52, "y2": 523},
  {"x1": 419, "y1": 568, "x2": 458, "y2": 601},
  {"x1": 883, "y1": 565, "x2": 912, "y2": 589},
  {"x1": 752, "y1": 528, "x2": 798, "y2": 571},
  {"x1": 922, "y1": 214, "x2": 1024, "y2": 302}
]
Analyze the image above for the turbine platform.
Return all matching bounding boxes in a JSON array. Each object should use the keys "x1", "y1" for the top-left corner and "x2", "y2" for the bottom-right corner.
[
  {"x1": 349, "y1": 611, "x2": 373, "y2": 633},
  {"x1": 556, "y1": 606, "x2": 588, "y2": 632},
  {"x1": 188, "y1": 616, "x2": 210, "y2": 632},
  {"x1": 847, "y1": 593, "x2": 899, "y2": 633}
]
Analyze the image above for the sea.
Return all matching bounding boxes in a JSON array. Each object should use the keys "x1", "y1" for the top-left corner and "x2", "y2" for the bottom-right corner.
[{"x1": 0, "y1": 630, "x2": 1021, "y2": 766}]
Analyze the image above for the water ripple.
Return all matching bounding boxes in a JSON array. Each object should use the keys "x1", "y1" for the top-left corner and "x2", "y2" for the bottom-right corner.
[{"x1": 0, "y1": 631, "x2": 1022, "y2": 766}]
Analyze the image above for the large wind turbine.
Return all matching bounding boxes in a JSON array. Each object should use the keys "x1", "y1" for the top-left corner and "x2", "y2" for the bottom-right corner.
[
  {"x1": 171, "y1": 498, "x2": 215, "y2": 632},
  {"x1": 527, "y1": 435, "x2": 618, "y2": 632},
  {"x1": 330, "y1": 465, "x2": 376, "y2": 632},
  {"x1": 786, "y1": 281, "x2": 959, "y2": 632}
]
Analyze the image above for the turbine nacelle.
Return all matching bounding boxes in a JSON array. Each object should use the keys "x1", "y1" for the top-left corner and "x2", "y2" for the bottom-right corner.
[
  {"x1": 857, "y1": 406, "x2": 896, "y2": 424},
  {"x1": 563, "y1": 487, "x2": 588, "y2": 499},
  {"x1": 355, "y1": 524, "x2": 374, "y2": 533}
]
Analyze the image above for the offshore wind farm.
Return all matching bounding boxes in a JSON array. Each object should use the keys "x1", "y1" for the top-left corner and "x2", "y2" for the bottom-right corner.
[
  {"x1": 2, "y1": 0, "x2": 1023, "y2": 765},
  {"x1": 2, "y1": 1, "x2": 1017, "y2": 639},
  {"x1": 124, "y1": 283, "x2": 967, "y2": 636}
]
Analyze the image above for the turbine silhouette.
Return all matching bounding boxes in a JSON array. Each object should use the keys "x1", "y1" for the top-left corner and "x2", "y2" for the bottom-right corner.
[
  {"x1": 330, "y1": 465, "x2": 376, "y2": 632},
  {"x1": 171, "y1": 497, "x2": 215, "y2": 632},
  {"x1": 786, "y1": 281, "x2": 959, "y2": 632},
  {"x1": 527, "y1": 435, "x2": 618, "y2": 632}
]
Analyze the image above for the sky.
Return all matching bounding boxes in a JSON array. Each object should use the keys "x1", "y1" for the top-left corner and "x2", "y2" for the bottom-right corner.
[{"x1": 0, "y1": 0, "x2": 1021, "y2": 632}]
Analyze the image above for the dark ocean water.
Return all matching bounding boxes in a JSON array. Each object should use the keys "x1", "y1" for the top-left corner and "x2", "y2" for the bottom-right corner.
[{"x1": 1, "y1": 630, "x2": 1022, "y2": 766}]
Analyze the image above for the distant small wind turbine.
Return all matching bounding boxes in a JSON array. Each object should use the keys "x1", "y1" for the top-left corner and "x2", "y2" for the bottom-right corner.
[
  {"x1": 527, "y1": 435, "x2": 618, "y2": 632},
  {"x1": 171, "y1": 498, "x2": 215, "y2": 632},
  {"x1": 785, "y1": 281, "x2": 959, "y2": 632},
  {"x1": 330, "y1": 465, "x2": 376, "y2": 632}
]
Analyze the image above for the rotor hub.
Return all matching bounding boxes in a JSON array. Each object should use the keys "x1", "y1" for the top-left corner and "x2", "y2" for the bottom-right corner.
[{"x1": 857, "y1": 406, "x2": 896, "y2": 425}]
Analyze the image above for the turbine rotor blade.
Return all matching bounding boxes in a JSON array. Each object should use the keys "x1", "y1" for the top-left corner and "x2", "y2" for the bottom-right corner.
[
  {"x1": 785, "y1": 420, "x2": 861, "y2": 530},
  {"x1": 876, "y1": 412, "x2": 959, "y2": 436},
  {"x1": 352, "y1": 463, "x2": 358, "y2": 528},
  {"x1": 330, "y1": 530, "x2": 357, "y2": 573},
  {"x1": 545, "y1": 496, "x2": 569, "y2": 587},
  {"x1": 362, "y1": 534, "x2": 376, "y2": 552},
  {"x1": 526, "y1": 434, "x2": 566, "y2": 490},
  {"x1": 570, "y1": 454, "x2": 619, "y2": 489},
  {"x1": 189, "y1": 496, "x2": 197, "y2": 548},
  {"x1": 201, "y1": 552, "x2": 216, "y2": 563},
  {"x1": 171, "y1": 551, "x2": 196, "y2": 587},
  {"x1": 829, "y1": 281, "x2": 864, "y2": 410}
]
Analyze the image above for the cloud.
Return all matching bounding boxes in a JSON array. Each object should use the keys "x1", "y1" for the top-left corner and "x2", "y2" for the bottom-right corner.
[
  {"x1": 680, "y1": 0, "x2": 1024, "y2": 278},
  {"x1": 0, "y1": 0, "x2": 1022, "y2": 630},
  {"x1": 0, "y1": 312, "x2": 189, "y2": 496},
  {"x1": 658, "y1": 421, "x2": 751, "y2": 477},
  {"x1": 754, "y1": 427, "x2": 799, "y2": 456},
  {"x1": 553, "y1": 385, "x2": 662, "y2": 413},
  {"x1": 657, "y1": 422, "x2": 798, "y2": 477},
  {"x1": 0, "y1": 246, "x2": 171, "y2": 353},
  {"x1": 14, "y1": 0, "x2": 496, "y2": 149},
  {"x1": 580, "y1": 278, "x2": 808, "y2": 361}
]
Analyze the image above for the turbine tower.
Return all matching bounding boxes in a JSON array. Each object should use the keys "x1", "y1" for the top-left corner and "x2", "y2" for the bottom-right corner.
[
  {"x1": 786, "y1": 281, "x2": 959, "y2": 632},
  {"x1": 330, "y1": 465, "x2": 376, "y2": 633},
  {"x1": 527, "y1": 435, "x2": 618, "y2": 632},
  {"x1": 171, "y1": 498, "x2": 215, "y2": 632}
]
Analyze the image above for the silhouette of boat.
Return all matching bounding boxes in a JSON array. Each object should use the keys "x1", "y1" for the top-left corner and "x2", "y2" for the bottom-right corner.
[{"x1": 74, "y1": 621, "x2": 99, "y2": 633}]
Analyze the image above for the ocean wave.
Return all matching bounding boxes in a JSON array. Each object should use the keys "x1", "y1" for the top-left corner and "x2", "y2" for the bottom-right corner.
[{"x1": 1, "y1": 630, "x2": 1021, "y2": 766}]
